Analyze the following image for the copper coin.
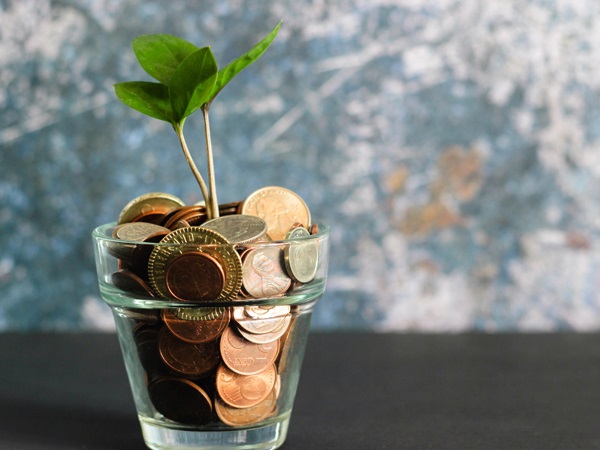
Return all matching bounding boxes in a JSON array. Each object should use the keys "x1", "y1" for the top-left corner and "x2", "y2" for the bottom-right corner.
[
  {"x1": 241, "y1": 246, "x2": 291, "y2": 298},
  {"x1": 218, "y1": 201, "x2": 242, "y2": 215},
  {"x1": 128, "y1": 233, "x2": 170, "y2": 281},
  {"x1": 171, "y1": 219, "x2": 191, "y2": 230},
  {"x1": 158, "y1": 207, "x2": 185, "y2": 227},
  {"x1": 158, "y1": 327, "x2": 220, "y2": 377},
  {"x1": 134, "y1": 324, "x2": 167, "y2": 379},
  {"x1": 163, "y1": 308, "x2": 230, "y2": 344},
  {"x1": 239, "y1": 186, "x2": 311, "y2": 240},
  {"x1": 107, "y1": 228, "x2": 137, "y2": 260},
  {"x1": 111, "y1": 269, "x2": 155, "y2": 297},
  {"x1": 118, "y1": 192, "x2": 185, "y2": 225},
  {"x1": 310, "y1": 223, "x2": 319, "y2": 235},
  {"x1": 148, "y1": 376, "x2": 213, "y2": 425},
  {"x1": 219, "y1": 326, "x2": 279, "y2": 375},
  {"x1": 215, "y1": 363, "x2": 277, "y2": 409},
  {"x1": 130, "y1": 211, "x2": 167, "y2": 224},
  {"x1": 163, "y1": 205, "x2": 207, "y2": 229},
  {"x1": 165, "y1": 251, "x2": 225, "y2": 302},
  {"x1": 215, "y1": 387, "x2": 276, "y2": 426}
]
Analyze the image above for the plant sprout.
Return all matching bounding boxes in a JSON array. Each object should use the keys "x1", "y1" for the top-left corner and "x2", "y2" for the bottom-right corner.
[{"x1": 114, "y1": 22, "x2": 281, "y2": 219}]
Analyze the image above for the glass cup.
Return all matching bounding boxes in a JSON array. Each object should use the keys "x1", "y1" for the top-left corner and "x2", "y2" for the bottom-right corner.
[{"x1": 92, "y1": 222, "x2": 330, "y2": 450}]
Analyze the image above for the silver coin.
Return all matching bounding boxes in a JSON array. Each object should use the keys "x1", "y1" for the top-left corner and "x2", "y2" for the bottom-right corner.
[
  {"x1": 201, "y1": 215, "x2": 267, "y2": 244},
  {"x1": 233, "y1": 306, "x2": 289, "y2": 334},
  {"x1": 244, "y1": 305, "x2": 291, "y2": 319},
  {"x1": 237, "y1": 314, "x2": 291, "y2": 344},
  {"x1": 114, "y1": 222, "x2": 171, "y2": 242},
  {"x1": 283, "y1": 227, "x2": 319, "y2": 283}
]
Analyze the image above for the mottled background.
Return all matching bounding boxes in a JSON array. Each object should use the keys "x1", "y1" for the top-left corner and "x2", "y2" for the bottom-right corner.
[{"x1": 2, "y1": 0, "x2": 600, "y2": 331}]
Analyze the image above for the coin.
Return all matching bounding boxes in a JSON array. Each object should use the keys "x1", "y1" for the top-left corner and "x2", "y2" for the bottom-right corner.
[
  {"x1": 148, "y1": 227, "x2": 242, "y2": 301},
  {"x1": 233, "y1": 306, "x2": 289, "y2": 335},
  {"x1": 165, "y1": 251, "x2": 225, "y2": 302},
  {"x1": 148, "y1": 377, "x2": 213, "y2": 425},
  {"x1": 241, "y1": 246, "x2": 291, "y2": 298},
  {"x1": 239, "y1": 186, "x2": 311, "y2": 240},
  {"x1": 218, "y1": 201, "x2": 243, "y2": 216},
  {"x1": 118, "y1": 307, "x2": 160, "y2": 323},
  {"x1": 244, "y1": 305, "x2": 291, "y2": 320},
  {"x1": 118, "y1": 192, "x2": 186, "y2": 225},
  {"x1": 201, "y1": 215, "x2": 268, "y2": 244},
  {"x1": 163, "y1": 308, "x2": 230, "y2": 343},
  {"x1": 310, "y1": 223, "x2": 319, "y2": 235},
  {"x1": 215, "y1": 363, "x2": 277, "y2": 408},
  {"x1": 128, "y1": 232, "x2": 170, "y2": 281},
  {"x1": 237, "y1": 314, "x2": 291, "y2": 344},
  {"x1": 215, "y1": 387, "x2": 276, "y2": 426},
  {"x1": 158, "y1": 327, "x2": 220, "y2": 377},
  {"x1": 134, "y1": 324, "x2": 167, "y2": 379},
  {"x1": 163, "y1": 205, "x2": 207, "y2": 229},
  {"x1": 219, "y1": 326, "x2": 279, "y2": 375},
  {"x1": 174, "y1": 307, "x2": 226, "y2": 321},
  {"x1": 284, "y1": 226, "x2": 319, "y2": 283},
  {"x1": 111, "y1": 269, "x2": 156, "y2": 297},
  {"x1": 171, "y1": 219, "x2": 191, "y2": 230}
]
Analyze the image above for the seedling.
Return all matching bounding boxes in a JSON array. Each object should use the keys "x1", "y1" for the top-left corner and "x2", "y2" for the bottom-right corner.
[{"x1": 114, "y1": 22, "x2": 281, "y2": 219}]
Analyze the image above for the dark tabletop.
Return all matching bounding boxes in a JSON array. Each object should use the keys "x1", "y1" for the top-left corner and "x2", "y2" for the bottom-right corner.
[{"x1": 1, "y1": 332, "x2": 599, "y2": 449}]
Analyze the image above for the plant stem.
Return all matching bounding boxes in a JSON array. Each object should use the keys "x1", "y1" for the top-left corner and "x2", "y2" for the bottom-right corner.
[
  {"x1": 174, "y1": 122, "x2": 210, "y2": 210},
  {"x1": 202, "y1": 105, "x2": 219, "y2": 219}
]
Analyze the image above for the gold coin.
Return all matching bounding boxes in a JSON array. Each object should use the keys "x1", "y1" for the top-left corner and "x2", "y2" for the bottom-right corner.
[
  {"x1": 148, "y1": 227, "x2": 242, "y2": 301},
  {"x1": 174, "y1": 307, "x2": 226, "y2": 321},
  {"x1": 239, "y1": 186, "x2": 311, "y2": 240},
  {"x1": 283, "y1": 226, "x2": 319, "y2": 283},
  {"x1": 117, "y1": 192, "x2": 185, "y2": 225},
  {"x1": 216, "y1": 363, "x2": 277, "y2": 409}
]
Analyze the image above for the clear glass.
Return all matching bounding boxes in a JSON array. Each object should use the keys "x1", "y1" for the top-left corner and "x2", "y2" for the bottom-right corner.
[{"x1": 92, "y1": 223, "x2": 329, "y2": 450}]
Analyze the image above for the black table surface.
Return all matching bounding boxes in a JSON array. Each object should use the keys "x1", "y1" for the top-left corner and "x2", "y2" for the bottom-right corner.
[{"x1": 1, "y1": 332, "x2": 600, "y2": 449}]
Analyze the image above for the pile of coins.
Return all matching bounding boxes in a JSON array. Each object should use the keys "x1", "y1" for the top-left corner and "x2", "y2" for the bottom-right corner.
[
  {"x1": 133, "y1": 304, "x2": 295, "y2": 426},
  {"x1": 108, "y1": 186, "x2": 321, "y2": 427},
  {"x1": 108, "y1": 186, "x2": 320, "y2": 302}
]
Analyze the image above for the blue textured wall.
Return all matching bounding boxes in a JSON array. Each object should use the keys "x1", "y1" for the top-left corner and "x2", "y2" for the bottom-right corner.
[{"x1": 2, "y1": 0, "x2": 600, "y2": 331}]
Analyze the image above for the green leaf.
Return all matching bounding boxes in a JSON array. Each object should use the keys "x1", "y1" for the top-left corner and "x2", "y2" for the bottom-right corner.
[
  {"x1": 207, "y1": 21, "x2": 281, "y2": 105},
  {"x1": 132, "y1": 34, "x2": 199, "y2": 85},
  {"x1": 114, "y1": 81, "x2": 173, "y2": 122},
  {"x1": 169, "y1": 47, "x2": 218, "y2": 122}
]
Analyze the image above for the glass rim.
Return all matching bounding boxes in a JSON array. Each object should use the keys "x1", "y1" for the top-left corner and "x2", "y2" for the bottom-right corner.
[{"x1": 92, "y1": 221, "x2": 330, "y2": 247}]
